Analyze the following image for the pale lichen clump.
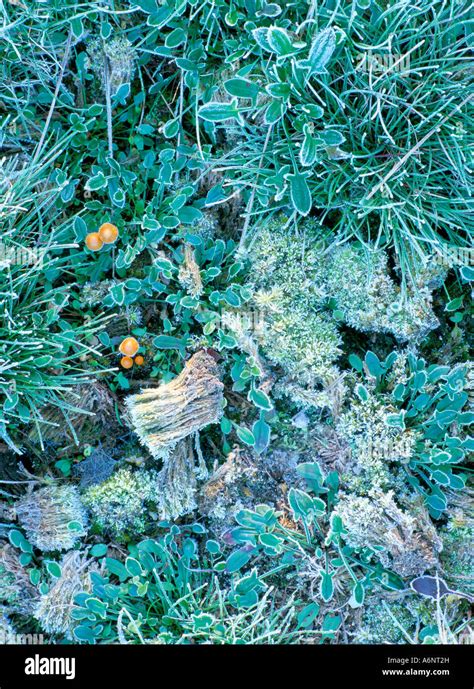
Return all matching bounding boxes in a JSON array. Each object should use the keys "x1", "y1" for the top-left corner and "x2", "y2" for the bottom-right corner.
[
  {"x1": 146, "y1": 437, "x2": 205, "y2": 521},
  {"x1": 248, "y1": 216, "x2": 444, "y2": 390},
  {"x1": 199, "y1": 451, "x2": 259, "y2": 522},
  {"x1": 249, "y1": 216, "x2": 323, "y2": 298},
  {"x1": 321, "y1": 244, "x2": 441, "y2": 341},
  {"x1": 258, "y1": 306, "x2": 342, "y2": 385},
  {"x1": 15, "y1": 486, "x2": 87, "y2": 552},
  {"x1": 249, "y1": 218, "x2": 342, "y2": 385},
  {"x1": 82, "y1": 467, "x2": 158, "y2": 537},
  {"x1": 83, "y1": 440, "x2": 205, "y2": 533},
  {"x1": 333, "y1": 491, "x2": 442, "y2": 577},
  {"x1": 126, "y1": 351, "x2": 224, "y2": 459},
  {"x1": 273, "y1": 376, "x2": 346, "y2": 413},
  {"x1": 198, "y1": 449, "x2": 281, "y2": 532},
  {"x1": 335, "y1": 388, "x2": 419, "y2": 494},
  {"x1": 34, "y1": 551, "x2": 100, "y2": 639}
]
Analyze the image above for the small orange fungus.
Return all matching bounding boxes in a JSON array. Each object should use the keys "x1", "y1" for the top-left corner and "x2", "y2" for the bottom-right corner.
[
  {"x1": 85, "y1": 232, "x2": 103, "y2": 252},
  {"x1": 98, "y1": 223, "x2": 119, "y2": 244},
  {"x1": 119, "y1": 337, "x2": 140, "y2": 357}
]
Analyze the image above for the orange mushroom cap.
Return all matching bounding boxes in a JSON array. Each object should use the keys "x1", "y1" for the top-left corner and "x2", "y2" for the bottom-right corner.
[
  {"x1": 120, "y1": 356, "x2": 134, "y2": 369},
  {"x1": 98, "y1": 222, "x2": 119, "y2": 244},
  {"x1": 134, "y1": 355, "x2": 144, "y2": 366},
  {"x1": 85, "y1": 232, "x2": 103, "y2": 252},
  {"x1": 119, "y1": 337, "x2": 140, "y2": 357}
]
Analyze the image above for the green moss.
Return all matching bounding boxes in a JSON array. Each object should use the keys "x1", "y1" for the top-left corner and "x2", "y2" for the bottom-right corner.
[
  {"x1": 249, "y1": 217, "x2": 342, "y2": 384},
  {"x1": 82, "y1": 468, "x2": 157, "y2": 538},
  {"x1": 322, "y1": 244, "x2": 442, "y2": 341}
]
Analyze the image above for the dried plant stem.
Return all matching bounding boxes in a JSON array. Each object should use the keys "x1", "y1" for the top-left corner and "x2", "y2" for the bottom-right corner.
[
  {"x1": 104, "y1": 53, "x2": 114, "y2": 159},
  {"x1": 33, "y1": 30, "x2": 72, "y2": 164}
]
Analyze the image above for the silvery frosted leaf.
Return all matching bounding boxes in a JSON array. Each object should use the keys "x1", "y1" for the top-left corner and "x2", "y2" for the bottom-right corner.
[
  {"x1": 74, "y1": 449, "x2": 117, "y2": 488},
  {"x1": 410, "y1": 575, "x2": 450, "y2": 598},
  {"x1": 308, "y1": 28, "x2": 336, "y2": 74}
]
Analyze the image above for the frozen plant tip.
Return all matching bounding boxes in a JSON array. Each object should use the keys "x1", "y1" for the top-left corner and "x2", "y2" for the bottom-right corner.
[
  {"x1": 148, "y1": 437, "x2": 199, "y2": 521},
  {"x1": 34, "y1": 551, "x2": 101, "y2": 638},
  {"x1": 15, "y1": 486, "x2": 87, "y2": 552},
  {"x1": 126, "y1": 351, "x2": 224, "y2": 459}
]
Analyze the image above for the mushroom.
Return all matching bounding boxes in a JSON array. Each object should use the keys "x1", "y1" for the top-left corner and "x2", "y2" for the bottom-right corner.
[
  {"x1": 119, "y1": 337, "x2": 139, "y2": 357},
  {"x1": 85, "y1": 232, "x2": 103, "y2": 252},
  {"x1": 98, "y1": 222, "x2": 119, "y2": 244}
]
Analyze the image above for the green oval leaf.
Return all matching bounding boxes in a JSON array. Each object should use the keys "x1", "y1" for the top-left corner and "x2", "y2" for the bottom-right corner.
[{"x1": 285, "y1": 171, "x2": 312, "y2": 216}]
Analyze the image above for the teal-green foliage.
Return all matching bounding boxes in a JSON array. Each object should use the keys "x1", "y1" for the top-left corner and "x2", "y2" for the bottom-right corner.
[
  {"x1": 348, "y1": 351, "x2": 472, "y2": 518},
  {"x1": 0, "y1": 157, "x2": 108, "y2": 451},
  {"x1": 71, "y1": 524, "x2": 309, "y2": 645}
]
